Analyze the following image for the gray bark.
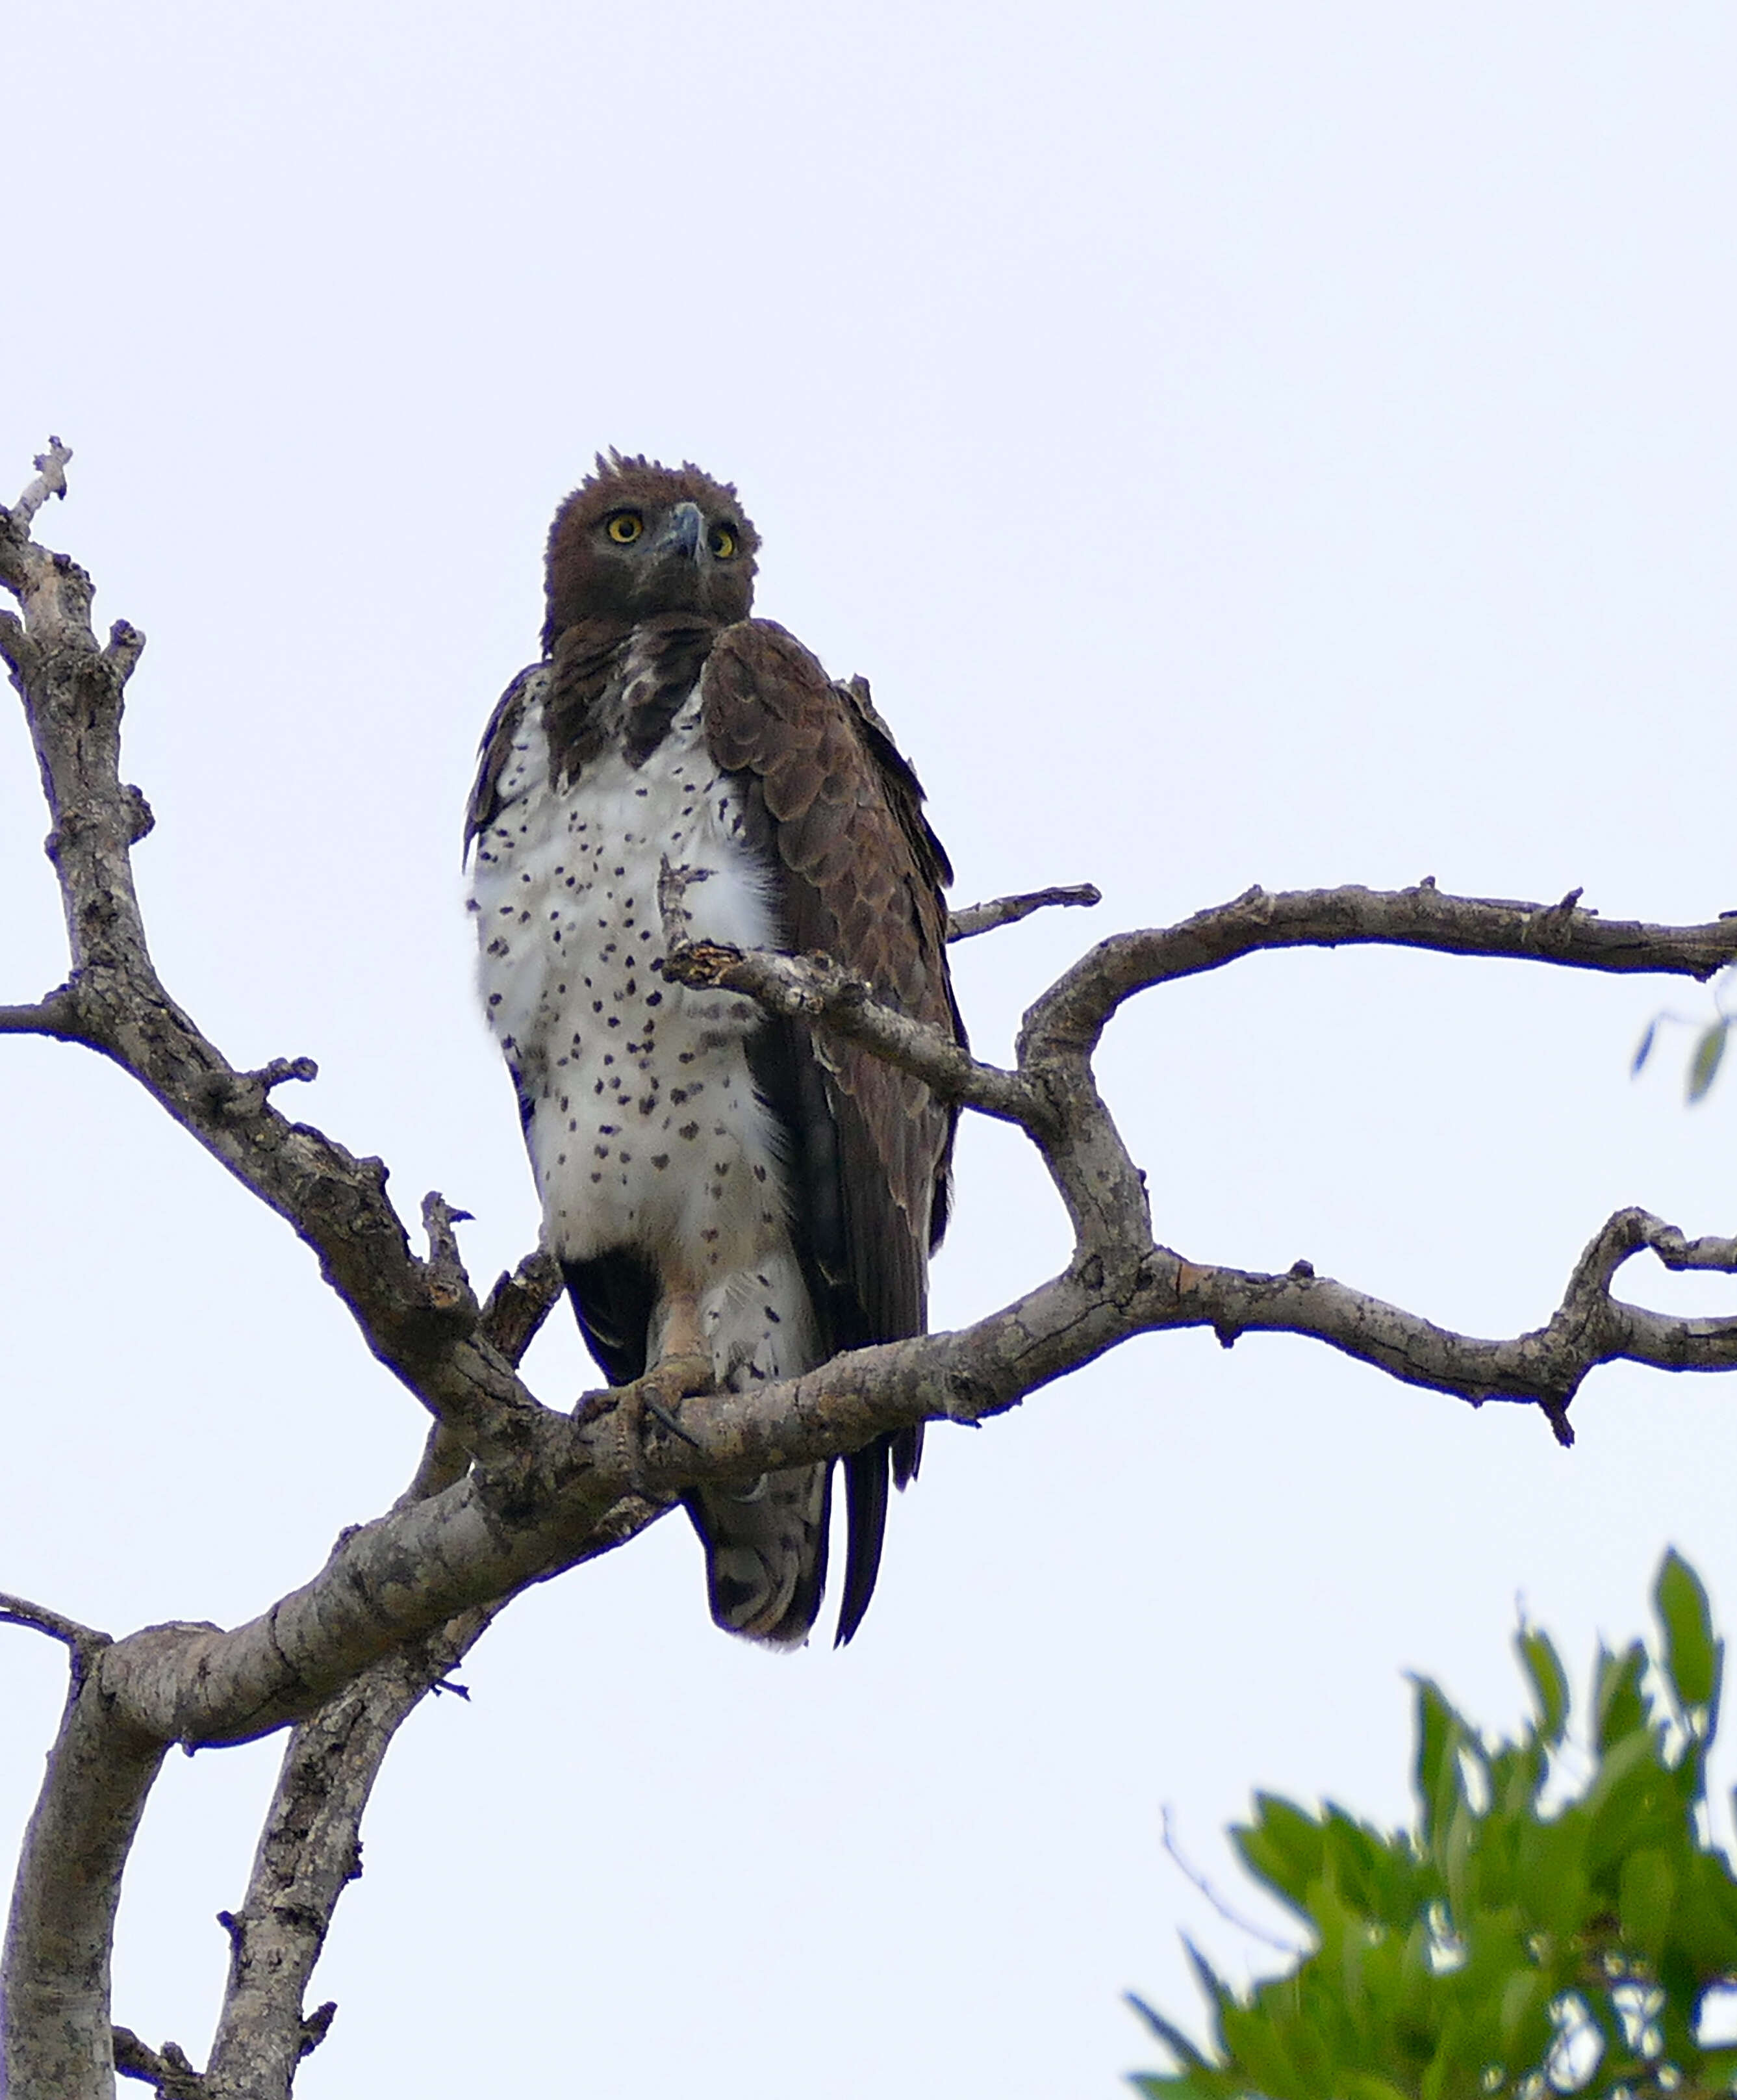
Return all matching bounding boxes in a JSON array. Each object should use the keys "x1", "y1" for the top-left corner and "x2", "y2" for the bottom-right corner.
[{"x1": 5, "y1": 1670, "x2": 166, "y2": 2100}]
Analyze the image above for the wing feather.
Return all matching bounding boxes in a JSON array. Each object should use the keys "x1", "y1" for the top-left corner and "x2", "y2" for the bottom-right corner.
[{"x1": 702, "y1": 621, "x2": 963, "y2": 1644}]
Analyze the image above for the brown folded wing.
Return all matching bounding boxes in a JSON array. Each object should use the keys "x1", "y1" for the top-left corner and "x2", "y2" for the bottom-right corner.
[{"x1": 702, "y1": 619, "x2": 963, "y2": 1642}]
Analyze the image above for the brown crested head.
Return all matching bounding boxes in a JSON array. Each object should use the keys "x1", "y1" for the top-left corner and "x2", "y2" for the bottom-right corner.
[{"x1": 542, "y1": 452, "x2": 759, "y2": 649}]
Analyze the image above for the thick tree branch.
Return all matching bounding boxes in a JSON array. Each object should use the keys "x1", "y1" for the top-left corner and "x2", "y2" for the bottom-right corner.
[
  {"x1": 3, "y1": 1674, "x2": 168, "y2": 2100},
  {"x1": 0, "y1": 455, "x2": 550, "y2": 1479},
  {"x1": 194, "y1": 1254, "x2": 559, "y2": 2100},
  {"x1": 35, "y1": 1204, "x2": 1725, "y2": 1780},
  {"x1": 200, "y1": 1611, "x2": 496, "y2": 2100}
]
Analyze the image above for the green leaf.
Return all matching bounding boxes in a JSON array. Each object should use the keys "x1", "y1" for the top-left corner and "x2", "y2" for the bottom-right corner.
[
  {"x1": 1128, "y1": 1552, "x2": 1737, "y2": 2100},
  {"x1": 1236, "y1": 1796, "x2": 1326, "y2": 1917},
  {"x1": 1126, "y1": 1995, "x2": 1215, "y2": 2073},
  {"x1": 1657, "y1": 1548, "x2": 1721, "y2": 1714},
  {"x1": 1515, "y1": 1625, "x2": 1569, "y2": 1746},
  {"x1": 1632, "y1": 1014, "x2": 1660, "y2": 1075},
  {"x1": 1592, "y1": 1641, "x2": 1649, "y2": 1752},
  {"x1": 1619, "y1": 1845, "x2": 1677, "y2": 1961},
  {"x1": 1412, "y1": 1680, "x2": 1466, "y2": 1843},
  {"x1": 1688, "y1": 1015, "x2": 1730, "y2": 1103}
]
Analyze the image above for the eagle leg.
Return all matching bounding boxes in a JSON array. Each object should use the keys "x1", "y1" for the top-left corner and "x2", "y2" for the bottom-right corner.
[
  {"x1": 639, "y1": 1286, "x2": 714, "y2": 1412},
  {"x1": 572, "y1": 1285, "x2": 715, "y2": 1472}
]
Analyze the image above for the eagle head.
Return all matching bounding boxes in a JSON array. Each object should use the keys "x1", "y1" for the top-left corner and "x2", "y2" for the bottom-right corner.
[{"x1": 542, "y1": 452, "x2": 759, "y2": 648}]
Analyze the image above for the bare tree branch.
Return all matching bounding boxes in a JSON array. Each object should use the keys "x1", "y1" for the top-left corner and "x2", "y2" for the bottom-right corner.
[
  {"x1": 192, "y1": 1242, "x2": 568, "y2": 2099},
  {"x1": 10, "y1": 439, "x2": 71, "y2": 530},
  {"x1": 1021, "y1": 880, "x2": 1737, "y2": 1062},
  {"x1": 112, "y1": 2027, "x2": 205, "y2": 2098},
  {"x1": 947, "y1": 882, "x2": 1102, "y2": 941},
  {"x1": 661, "y1": 939, "x2": 1037, "y2": 1122},
  {"x1": 5, "y1": 1674, "x2": 168, "y2": 2100},
  {"x1": 200, "y1": 1610, "x2": 497, "y2": 2100},
  {"x1": 0, "y1": 1593, "x2": 108, "y2": 1661},
  {"x1": 0, "y1": 990, "x2": 82, "y2": 1038}
]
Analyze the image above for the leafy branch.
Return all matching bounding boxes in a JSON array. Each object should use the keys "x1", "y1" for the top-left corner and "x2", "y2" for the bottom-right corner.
[{"x1": 1132, "y1": 1551, "x2": 1737, "y2": 2100}]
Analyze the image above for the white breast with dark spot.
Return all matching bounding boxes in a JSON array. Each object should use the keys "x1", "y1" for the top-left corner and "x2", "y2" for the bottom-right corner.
[{"x1": 468, "y1": 669, "x2": 816, "y2": 1385}]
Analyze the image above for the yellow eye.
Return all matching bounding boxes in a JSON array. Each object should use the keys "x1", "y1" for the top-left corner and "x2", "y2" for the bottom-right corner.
[
  {"x1": 709, "y1": 523, "x2": 737, "y2": 559},
  {"x1": 606, "y1": 513, "x2": 643, "y2": 544}
]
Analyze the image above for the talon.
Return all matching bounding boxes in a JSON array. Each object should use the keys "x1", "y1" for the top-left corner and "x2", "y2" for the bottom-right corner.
[
  {"x1": 641, "y1": 1396, "x2": 705, "y2": 1450},
  {"x1": 572, "y1": 1355, "x2": 713, "y2": 1453},
  {"x1": 571, "y1": 1384, "x2": 618, "y2": 1424}
]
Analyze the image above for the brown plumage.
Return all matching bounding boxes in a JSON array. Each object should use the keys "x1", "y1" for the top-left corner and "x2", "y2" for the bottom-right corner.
[{"x1": 467, "y1": 454, "x2": 960, "y2": 1645}]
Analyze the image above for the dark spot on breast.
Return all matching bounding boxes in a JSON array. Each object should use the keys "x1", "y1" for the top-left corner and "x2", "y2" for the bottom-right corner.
[{"x1": 679, "y1": 1122, "x2": 700, "y2": 1141}]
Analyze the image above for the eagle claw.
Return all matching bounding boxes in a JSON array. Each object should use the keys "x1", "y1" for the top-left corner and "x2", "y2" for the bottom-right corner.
[{"x1": 572, "y1": 1353, "x2": 715, "y2": 1472}]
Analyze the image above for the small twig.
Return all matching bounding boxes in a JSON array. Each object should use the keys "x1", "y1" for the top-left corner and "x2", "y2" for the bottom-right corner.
[
  {"x1": 111, "y1": 2024, "x2": 205, "y2": 2097},
  {"x1": 0, "y1": 991, "x2": 84, "y2": 1040},
  {"x1": 420, "y1": 1190, "x2": 477, "y2": 1314},
  {"x1": 1651, "y1": 1227, "x2": 1737, "y2": 1272},
  {"x1": 299, "y1": 2001, "x2": 337, "y2": 2060},
  {"x1": 480, "y1": 1248, "x2": 564, "y2": 1364},
  {"x1": 252, "y1": 1054, "x2": 318, "y2": 1091},
  {"x1": 9, "y1": 438, "x2": 72, "y2": 530},
  {"x1": 420, "y1": 1190, "x2": 474, "y2": 1270},
  {"x1": 1160, "y1": 1806, "x2": 1301, "y2": 1954},
  {"x1": 656, "y1": 854, "x2": 710, "y2": 949},
  {"x1": 948, "y1": 883, "x2": 1101, "y2": 941},
  {"x1": 0, "y1": 1589, "x2": 108, "y2": 1656}
]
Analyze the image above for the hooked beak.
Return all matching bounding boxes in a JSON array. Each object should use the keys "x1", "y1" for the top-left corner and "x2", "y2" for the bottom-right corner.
[{"x1": 653, "y1": 501, "x2": 705, "y2": 563}]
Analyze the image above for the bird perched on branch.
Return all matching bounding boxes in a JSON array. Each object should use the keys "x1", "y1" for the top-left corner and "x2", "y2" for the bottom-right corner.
[{"x1": 466, "y1": 454, "x2": 961, "y2": 1645}]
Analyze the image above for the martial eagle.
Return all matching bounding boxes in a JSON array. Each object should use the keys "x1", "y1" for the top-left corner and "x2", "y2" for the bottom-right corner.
[{"x1": 466, "y1": 454, "x2": 961, "y2": 1646}]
